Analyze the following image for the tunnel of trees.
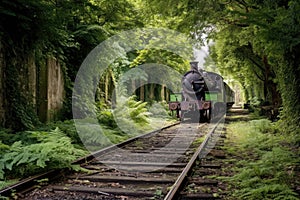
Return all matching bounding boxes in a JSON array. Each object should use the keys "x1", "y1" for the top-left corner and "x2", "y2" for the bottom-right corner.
[
  {"x1": 1, "y1": 0, "x2": 299, "y2": 133},
  {"x1": 0, "y1": 0, "x2": 299, "y2": 197}
]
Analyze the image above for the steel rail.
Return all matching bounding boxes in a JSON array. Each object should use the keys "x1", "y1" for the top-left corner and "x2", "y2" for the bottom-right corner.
[
  {"x1": 0, "y1": 122, "x2": 180, "y2": 197},
  {"x1": 164, "y1": 117, "x2": 224, "y2": 200},
  {"x1": 73, "y1": 121, "x2": 180, "y2": 164}
]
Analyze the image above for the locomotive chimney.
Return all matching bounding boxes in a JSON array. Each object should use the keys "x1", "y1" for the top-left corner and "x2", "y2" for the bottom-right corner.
[{"x1": 190, "y1": 61, "x2": 199, "y2": 71}]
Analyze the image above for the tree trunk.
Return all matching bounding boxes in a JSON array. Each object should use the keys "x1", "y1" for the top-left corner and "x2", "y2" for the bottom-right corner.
[
  {"x1": 161, "y1": 85, "x2": 165, "y2": 101},
  {"x1": 262, "y1": 56, "x2": 281, "y2": 107},
  {"x1": 0, "y1": 40, "x2": 5, "y2": 126},
  {"x1": 262, "y1": 56, "x2": 271, "y2": 102},
  {"x1": 140, "y1": 80, "x2": 144, "y2": 101},
  {"x1": 149, "y1": 84, "x2": 155, "y2": 100},
  {"x1": 105, "y1": 72, "x2": 109, "y2": 102}
]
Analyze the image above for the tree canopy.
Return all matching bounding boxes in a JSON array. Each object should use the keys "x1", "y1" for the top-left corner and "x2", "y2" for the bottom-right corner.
[
  {"x1": 145, "y1": 0, "x2": 300, "y2": 130},
  {"x1": 0, "y1": 0, "x2": 299, "y2": 131}
]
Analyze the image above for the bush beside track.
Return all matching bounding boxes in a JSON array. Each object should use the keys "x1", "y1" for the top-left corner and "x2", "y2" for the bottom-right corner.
[{"x1": 220, "y1": 108, "x2": 300, "y2": 200}]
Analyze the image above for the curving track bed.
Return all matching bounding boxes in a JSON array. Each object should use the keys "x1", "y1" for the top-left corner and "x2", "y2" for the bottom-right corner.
[{"x1": 0, "y1": 120, "x2": 224, "y2": 200}]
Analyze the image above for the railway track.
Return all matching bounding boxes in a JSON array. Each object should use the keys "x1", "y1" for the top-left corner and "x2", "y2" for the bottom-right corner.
[
  {"x1": 0, "y1": 118, "x2": 225, "y2": 200},
  {"x1": 174, "y1": 124, "x2": 227, "y2": 200}
]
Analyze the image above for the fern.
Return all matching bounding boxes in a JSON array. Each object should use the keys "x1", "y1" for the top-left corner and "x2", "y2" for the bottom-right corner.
[
  {"x1": 148, "y1": 101, "x2": 170, "y2": 118},
  {"x1": 0, "y1": 128, "x2": 87, "y2": 179},
  {"x1": 0, "y1": 179, "x2": 18, "y2": 191},
  {"x1": 238, "y1": 183, "x2": 298, "y2": 200},
  {"x1": 97, "y1": 109, "x2": 117, "y2": 128},
  {"x1": 76, "y1": 122, "x2": 111, "y2": 151},
  {"x1": 113, "y1": 95, "x2": 151, "y2": 135},
  {"x1": 225, "y1": 120, "x2": 300, "y2": 200},
  {"x1": 0, "y1": 141, "x2": 9, "y2": 154},
  {"x1": 37, "y1": 120, "x2": 81, "y2": 145}
]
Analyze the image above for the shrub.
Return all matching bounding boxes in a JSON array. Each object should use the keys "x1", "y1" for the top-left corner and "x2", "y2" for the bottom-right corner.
[
  {"x1": 148, "y1": 101, "x2": 170, "y2": 118},
  {"x1": 36, "y1": 120, "x2": 81, "y2": 145},
  {"x1": 0, "y1": 128, "x2": 87, "y2": 179},
  {"x1": 225, "y1": 120, "x2": 299, "y2": 200},
  {"x1": 113, "y1": 95, "x2": 151, "y2": 135},
  {"x1": 97, "y1": 109, "x2": 117, "y2": 128}
]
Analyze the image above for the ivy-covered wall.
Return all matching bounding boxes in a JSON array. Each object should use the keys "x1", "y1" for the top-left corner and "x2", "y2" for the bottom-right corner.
[{"x1": 0, "y1": 41, "x2": 65, "y2": 130}]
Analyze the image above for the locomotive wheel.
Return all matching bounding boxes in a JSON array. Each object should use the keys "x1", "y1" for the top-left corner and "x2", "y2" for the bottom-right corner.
[
  {"x1": 199, "y1": 110, "x2": 205, "y2": 123},
  {"x1": 199, "y1": 109, "x2": 211, "y2": 123},
  {"x1": 206, "y1": 109, "x2": 211, "y2": 123},
  {"x1": 169, "y1": 103, "x2": 178, "y2": 110},
  {"x1": 180, "y1": 111, "x2": 186, "y2": 122}
]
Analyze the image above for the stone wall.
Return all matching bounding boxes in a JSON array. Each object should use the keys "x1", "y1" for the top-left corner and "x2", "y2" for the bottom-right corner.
[
  {"x1": 0, "y1": 42, "x2": 65, "y2": 127},
  {"x1": 46, "y1": 57, "x2": 64, "y2": 120},
  {"x1": 37, "y1": 57, "x2": 65, "y2": 122}
]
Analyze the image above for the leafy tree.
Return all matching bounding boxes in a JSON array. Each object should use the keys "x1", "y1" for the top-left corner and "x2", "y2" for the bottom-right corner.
[
  {"x1": 0, "y1": 0, "x2": 144, "y2": 128},
  {"x1": 146, "y1": 0, "x2": 300, "y2": 130}
]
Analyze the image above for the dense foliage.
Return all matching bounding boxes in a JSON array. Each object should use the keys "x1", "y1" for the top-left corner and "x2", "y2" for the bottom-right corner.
[
  {"x1": 0, "y1": 0, "x2": 142, "y2": 129},
  {"x1": 225, "y1": 119, "x2": 299, "y2": 199},
  {"x1": 0, "y1": 0, "x2": 299, "y2": 195},
  {"x1": 145, "y1": 0, "x2": 300, "y2": 134},
  {"x1": 0, "y1": 96, "x2": 171, "y2": 187},
  {"x1": 1, "y1": 0, "x2": 299, "y2": 130},
  {"x1": 0, "y1": 128, "x2": 86, "y2": 180}
]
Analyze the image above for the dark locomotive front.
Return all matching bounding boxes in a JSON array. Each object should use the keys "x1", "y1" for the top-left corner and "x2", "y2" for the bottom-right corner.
[{"x1": 169, "y1": 61, "x2": 233, "y2": 122}]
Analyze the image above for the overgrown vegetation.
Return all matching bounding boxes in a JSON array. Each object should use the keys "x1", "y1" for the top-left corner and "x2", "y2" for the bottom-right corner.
[
  {"x1": 146, "y1": 0, "x2": 300, "y2": 140},
  {"x1": 0, "y1": 128, "x2": 86, "y2": 183},
  {"x1": 224, "y1": 119, "x2": 300, "y2": 200},
  {"x1": 1, "y1": 0, "x2": 299, "y2": 197},
  {"x1": 97, "y1": 95, "x2": 175, "y2": 135},
  {"x1": 0, "y1": 94, "x2": 173, "y2": 189}
]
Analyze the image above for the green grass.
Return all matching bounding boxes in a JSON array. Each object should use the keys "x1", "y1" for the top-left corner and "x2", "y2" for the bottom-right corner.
[
  {"x1": 223, "y1": 119, "x2": 300, "y2": 200},
  {"x1": 0, "y1": 179, "x2": 18, "y2": 190}
]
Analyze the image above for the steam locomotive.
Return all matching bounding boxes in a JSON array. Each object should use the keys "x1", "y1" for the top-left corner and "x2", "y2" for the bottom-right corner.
[{"x1": 168, "y1": 62, "x2": 235, "y2": 122}]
